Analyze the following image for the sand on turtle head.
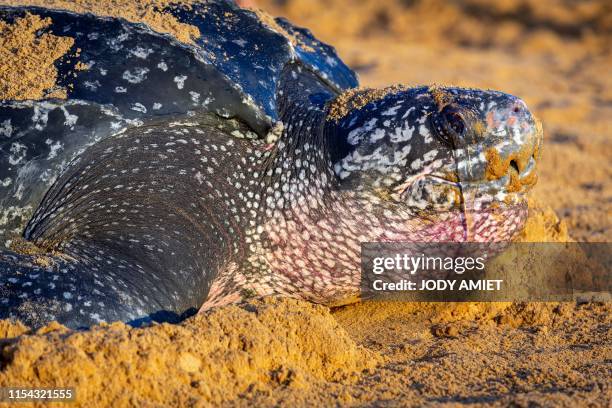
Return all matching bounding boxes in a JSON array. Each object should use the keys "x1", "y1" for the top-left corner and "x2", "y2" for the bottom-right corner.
[
  {"x1": 428, "y1": 84, "x2": 454, "y2": 111},
  {"x1": 327, "y1": 85, "x2": 408, "y2": 122}
]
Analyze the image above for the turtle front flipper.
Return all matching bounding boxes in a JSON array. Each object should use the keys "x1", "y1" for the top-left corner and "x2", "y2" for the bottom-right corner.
[
  {"x1": 1, "y1": 115, "x2": 259, "y2": 329},
  {"x1": 0, "y1": 250, "x2": 197, "y2": 329},
  {"x1": 0, "y1": 100, "x2": 137, "y2": 246}
]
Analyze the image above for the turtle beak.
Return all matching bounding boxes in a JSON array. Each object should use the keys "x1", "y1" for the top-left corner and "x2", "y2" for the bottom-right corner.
[
  {"x1": 448, "y1": 95, "x2": 541, "y2": 241},
  {"x1": 453, "y1": 96, "x2": 542, "y2": 199}
]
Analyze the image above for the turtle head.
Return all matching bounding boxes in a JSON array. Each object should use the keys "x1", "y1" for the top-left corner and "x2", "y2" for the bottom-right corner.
[{"x1": 325, "y1": 85, "x2": 543, "y2": 241}]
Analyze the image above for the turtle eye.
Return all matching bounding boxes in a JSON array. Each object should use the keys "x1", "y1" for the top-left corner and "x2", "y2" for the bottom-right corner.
[
  {"x1": 445, "y1": 111, "x2": 465, "y2": 135},
  {"x1": 430, "y1": 114, "x2": 453, "y2": 147},
  {"x1": 430, "y1": 105, "x2": 466, "y2": 148},
  {"x1": 441, "y1": 105, "x2": 466, "y2": 137}
]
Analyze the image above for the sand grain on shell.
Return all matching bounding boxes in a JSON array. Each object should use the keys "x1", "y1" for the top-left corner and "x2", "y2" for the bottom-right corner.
[
  {"x1": 0, "y1": 12, "x2": 73, "y2": 100},
  {"x1": 250, "y1": 8, "x2": 315, "y2": 52},
  {"x1": 0, "y1": 0, "x2": 200, "y2": 43}
]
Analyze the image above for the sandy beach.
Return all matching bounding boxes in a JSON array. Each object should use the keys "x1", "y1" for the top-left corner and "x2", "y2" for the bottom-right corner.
[{"x1": 0, "y1": 0, "x2": 610, "y2": 406}]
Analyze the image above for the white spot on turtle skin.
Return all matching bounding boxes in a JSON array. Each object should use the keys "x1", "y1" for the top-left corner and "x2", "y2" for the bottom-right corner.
[
  {"x1": 83, "y1": 80, "x2": 100, "y2": 90},
  {"x1": 0, "y1": 119, "x2": 12, "y2": 138},
  {"x1": 423, "y1": 149, "x2": 438, "y2": 162},
  {"x1": 265, "y1": 122, "x2": 284, "y2": 144},
  {"x1": 131, "y1": 103, "x2": 147, "y2": 113},
  {"x1": 39, "y1": 168, "x2": 55, "y2": 183},
  {"x1": 174, "y1": 75, "x2": 188, "y2": 89},
  {"x1": 130, "y1": 47, "x2": 154, "y2": 59},
  {"x1": 12, "y1": 183, "x2": 24, "y2": 200},
  {"x1": 369, "y1": 128, "x2": 386, "y2": 143},
  {"x1": 45, "y1": 139, "x2": 63, "y2": 159},
  {"x1": 325, "y1": 55, "x2": 338, "y2": 66},
  {"x1": 0, "y1": 178, "x2": 11, "y2": 187},
  {"x1": 202, "y1": 97, "x2": 213, "y2": 108},
  {"x1": 152, "y1": 103, "x2": 163, "y2": 110},
  {"x1": 233, "y1": 39, "x2": 247, "y2": 47},
  {"x1": 347, "y1": 118, "x2": 378, "y2": 145},
  {"x1": 32, "y1": 103, "x2": 51, "y2": 130},
  {"x1": 60, "y1": 106, "x2": 78, "y2": 127},
  {"x1": 382, "y1": 105, "x2": 401, "y2": 116},
  {"x1": 122, "y1": 67, "x2": 150, "y2": 84},
  {"x1": 402, "y1": 107, "x2": 415, "y2": 119},
  {"x1": 8, "y1": 142, "x2": 26, "y2": 165},
  {"x1": 189, "y1": 91, "x2": 200, "y2": 103},
  {"x1": 157, "y1": 61, "x2": 168, "y2": 71},
  {"x1": 0, "y1": 205, "x2": 32, "y2": 228},
  {"x1": 90, "y1": 313, "x2": 103, "y2": 322},
  {"x1": 419, "y1": 124, "x2": 433, "y2": 143},
  {"x1": 115, "y1": 86, "x2": 127, "y2": 93}
]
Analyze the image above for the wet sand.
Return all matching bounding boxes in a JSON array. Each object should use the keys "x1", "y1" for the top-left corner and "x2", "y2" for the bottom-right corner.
[{"x1": 0, "y1": 0, "x2": 610, "y2": 406}]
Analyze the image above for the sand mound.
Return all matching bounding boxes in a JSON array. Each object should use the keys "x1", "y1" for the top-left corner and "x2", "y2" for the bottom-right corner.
[{"x1": 0, "y1": 298, "x2": 379, "y2": 405}]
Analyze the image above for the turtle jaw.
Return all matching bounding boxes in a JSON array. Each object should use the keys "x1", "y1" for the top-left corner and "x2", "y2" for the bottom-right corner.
[
  {"x1": 452, "y1": 93, "x2": 543, "y2": 193},
  {"x1": 391, "y1": 171, "x2": 530, "y2": 242},
  {"x1": 393, "y1": 161, "x2": 534, "y2": 214},
  {"x1": 384, "y1": 163, "x2": 536, "y2": 242}
]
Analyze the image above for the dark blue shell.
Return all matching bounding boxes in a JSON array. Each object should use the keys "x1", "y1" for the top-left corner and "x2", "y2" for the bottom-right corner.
[
  {"x1": 0, "y1": 1, "x2": 358, "y2": 244},
  {"x1": 1, "y1": 1, "x2": 357, "y2": 130},
  {"x1": 166, "y1": 1, "x2": 358, "y2": 119}
]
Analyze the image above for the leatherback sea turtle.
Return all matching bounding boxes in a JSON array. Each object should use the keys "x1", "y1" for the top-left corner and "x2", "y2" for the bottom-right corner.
[{"x1": 0, "y1": 1, "x2": 542, "y2": 328}]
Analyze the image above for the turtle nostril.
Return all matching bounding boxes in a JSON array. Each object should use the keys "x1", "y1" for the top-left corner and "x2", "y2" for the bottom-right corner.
[
  {"x1": 513, "y1": 106, "x2": 520, "y2": 113},
  {"x1": 509, "y1": 159, "x2": 520, "y2": 174}
]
